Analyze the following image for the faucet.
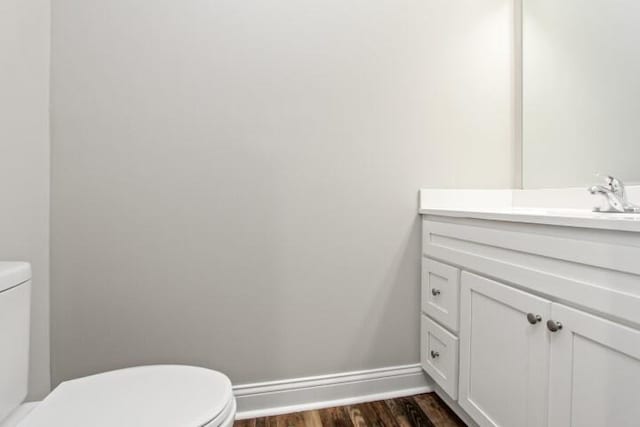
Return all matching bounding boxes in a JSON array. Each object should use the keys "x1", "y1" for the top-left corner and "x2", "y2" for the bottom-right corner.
[{"x1": 588, "y1": 175, "x2": 640, "y2": 213}]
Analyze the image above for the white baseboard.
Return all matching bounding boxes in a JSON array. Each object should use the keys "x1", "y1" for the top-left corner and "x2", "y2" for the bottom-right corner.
[{"x1": 233, "y1": 364, "x2": 433, "y2": 420}]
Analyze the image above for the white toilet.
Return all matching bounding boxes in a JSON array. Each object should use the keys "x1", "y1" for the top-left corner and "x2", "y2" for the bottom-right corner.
[{"x1": 0, "y1": 262, "x2": 236, "y2": 427}]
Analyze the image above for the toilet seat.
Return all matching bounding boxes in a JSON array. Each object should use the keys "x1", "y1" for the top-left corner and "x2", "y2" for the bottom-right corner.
[{"x1": 18, "y1": 365, "x2": 235, "y2": 427}]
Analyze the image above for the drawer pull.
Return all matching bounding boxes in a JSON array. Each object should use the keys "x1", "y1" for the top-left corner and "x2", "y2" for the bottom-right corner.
[
  {"x1": 430, "y1": 350, "x2": 440, "y2": 359},
  {"x1": 526, "y1": 313, "x2": 542, "y2": 325},
  {"x1": 547, "y1": 320, "x2": 563, "y2": 332},
  {"x1": 431, "y1": 288, "x2": 441, "y2": 296}
]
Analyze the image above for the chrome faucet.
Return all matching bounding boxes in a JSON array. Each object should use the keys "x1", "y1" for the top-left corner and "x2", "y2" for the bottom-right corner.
[{"x1": 588, "y1": 175, "x2": 640, "y2": 213}]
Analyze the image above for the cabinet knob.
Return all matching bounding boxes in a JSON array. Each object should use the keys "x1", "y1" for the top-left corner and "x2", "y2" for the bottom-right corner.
[
  {"x1": 431, "y1": 288, "x2": 441, "y2": 296},
  {"x1": 430, "y1": 350, "x2": 440, "y2": 359},
  {"x1": 526, "y1": 313, "x2": 542, "y2": 325},
  {"x1": 547, "y1": 320, "x2": 563, "y2": 332}
]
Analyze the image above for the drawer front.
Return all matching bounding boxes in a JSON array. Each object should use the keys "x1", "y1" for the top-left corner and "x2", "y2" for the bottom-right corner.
[
  {"x1": 422, "y1": 258, "x2": 460, "y2": 332},
  {"x1": 421, "y1": 315, "x2": 459, "y2": 399}
]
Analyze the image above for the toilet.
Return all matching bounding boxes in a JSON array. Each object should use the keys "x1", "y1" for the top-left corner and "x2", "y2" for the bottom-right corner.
[{"x1": 0, "y1": 262, "x2": 236, "y2": 427}]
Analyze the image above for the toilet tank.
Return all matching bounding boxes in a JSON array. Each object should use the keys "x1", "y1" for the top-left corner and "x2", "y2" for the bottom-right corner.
[{"x1": 0, "y1": 263, "x2": 32, "y2": 422}]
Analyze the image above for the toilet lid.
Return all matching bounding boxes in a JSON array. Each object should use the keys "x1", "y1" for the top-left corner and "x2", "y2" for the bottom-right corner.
[{"x1": 19, "y1": 365, "x2": 234, "y2": 427}]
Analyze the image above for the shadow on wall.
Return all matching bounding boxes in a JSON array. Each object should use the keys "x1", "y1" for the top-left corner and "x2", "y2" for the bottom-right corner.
[{"x1": 346, "y1": 214, "x2": 422, "y2": 369}]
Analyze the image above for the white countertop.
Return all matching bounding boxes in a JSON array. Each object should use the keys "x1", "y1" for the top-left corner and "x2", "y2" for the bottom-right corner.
[{"x1": 419, "y1": 188, "x2": 640, "y2": 233}]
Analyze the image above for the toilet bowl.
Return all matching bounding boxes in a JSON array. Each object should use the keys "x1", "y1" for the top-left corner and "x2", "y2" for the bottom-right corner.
[
  {"x1": 13, "y1": 366, "x2": 236, "y2": 427},
  {"x1": 0, "y1": 263, "x2": 236, "y2": 427}
]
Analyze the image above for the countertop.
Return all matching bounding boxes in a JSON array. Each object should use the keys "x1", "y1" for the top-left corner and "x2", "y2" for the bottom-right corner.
[{"x1": 419, "y1": 188, "x2": 640, "y2": 233}]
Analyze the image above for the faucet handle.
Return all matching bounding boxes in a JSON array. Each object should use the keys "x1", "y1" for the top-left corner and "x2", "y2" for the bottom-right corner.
[
  {"x1": 596, "y1": 172, "x2": 614, "y2": 186},
  {"x1": 589, "y1": 173, "x2": 637, "y2": 212},
  {"x1": 609, "y1": 176, "x2": 626, "y2": 198},
  {"x1": 596, "y1": 173, "x2": 625, "y2": 196}
]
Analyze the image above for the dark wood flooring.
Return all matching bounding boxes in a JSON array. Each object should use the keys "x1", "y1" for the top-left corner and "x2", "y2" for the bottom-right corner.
[{"x1": 234, "y1": 393, "x2": 466, "y2": 427}]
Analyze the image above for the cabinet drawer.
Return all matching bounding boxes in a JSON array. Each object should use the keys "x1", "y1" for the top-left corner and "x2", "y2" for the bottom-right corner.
[
  {"x1": 422, "y1": 259, "x2": 460, "y2": 332},
  {"x1": 421, "y1": 315, "x2": 459, "y2": 399}
]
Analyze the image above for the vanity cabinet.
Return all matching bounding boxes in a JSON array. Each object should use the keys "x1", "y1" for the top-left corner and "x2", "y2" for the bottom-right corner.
[
  {"x1": 419, "y1": 215, "x2": 640, "y2": 427},
  {"x1": 547, "y1": 304, "x2": 640, "y2": 427},
  {"x1": 421, "y1": 259, "x2": 460, "y2": 332},
  {"x1": 421, "y1": 315, "x2": 459, "y2": 399},
  {"x1": 458, "y1": 273, "x2": 550, "y2": 427}
]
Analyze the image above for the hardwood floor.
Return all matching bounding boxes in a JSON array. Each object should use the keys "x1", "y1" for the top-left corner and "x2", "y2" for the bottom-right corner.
[{"x1": 234, "y1": 393, "x2": 466, "y2": 427}]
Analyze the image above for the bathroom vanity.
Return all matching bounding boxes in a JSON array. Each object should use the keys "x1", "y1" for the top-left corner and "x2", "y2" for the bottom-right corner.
[{"x1": 418, "y1": 189, "x2": 640, "y2": 427}]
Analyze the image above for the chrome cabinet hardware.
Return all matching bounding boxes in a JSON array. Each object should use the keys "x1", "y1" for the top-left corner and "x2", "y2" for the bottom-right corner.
[
  {"x1": 527, "y1": 313, "x2": 542, "y2": 324},
  {"x1": 547, "y1": 320, "x2": 563, "y2": 332}
]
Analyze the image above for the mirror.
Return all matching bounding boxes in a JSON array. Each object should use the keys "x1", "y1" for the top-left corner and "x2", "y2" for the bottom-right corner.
[{"x1": 522, "y1": 0, "x2": 640, "y2": 188}]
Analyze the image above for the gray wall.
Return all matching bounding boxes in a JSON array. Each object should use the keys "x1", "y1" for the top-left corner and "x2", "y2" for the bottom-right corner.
[
  {"x1": 0, "y1": 0, "x2": 51, "y2": 398},
  {"x1": 51, "y1": 0, "x2": 516, "y2": 386}
]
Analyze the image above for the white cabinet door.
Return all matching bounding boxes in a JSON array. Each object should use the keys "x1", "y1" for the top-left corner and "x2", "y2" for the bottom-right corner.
[
  {"x1": 459, "y1": 272, "x2": 551, "y2": 427},
  {"x1": 548, "y1": 303, "x2": 640, "y2": 427}
]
